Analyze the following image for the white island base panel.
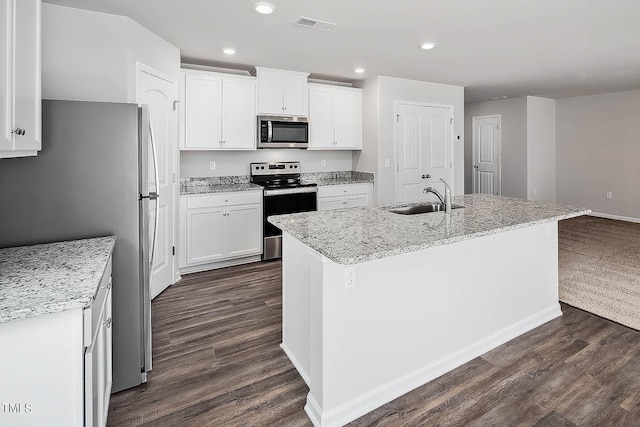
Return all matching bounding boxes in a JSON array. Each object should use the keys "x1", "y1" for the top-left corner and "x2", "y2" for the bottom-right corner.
[{"x1": 281, "y1": 222, "x2": 562, "y2": 427}]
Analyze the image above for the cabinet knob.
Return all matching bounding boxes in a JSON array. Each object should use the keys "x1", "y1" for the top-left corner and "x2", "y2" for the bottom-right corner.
[
  {"x1": 12, "y1": 128, "x2": 26, "y2": 136},
  {"x1": 422, "y1": 174, "x2": 431, "y2": 179},
  {"x1": 104, "y1": 317, "x2": 112, "y2": 329}
]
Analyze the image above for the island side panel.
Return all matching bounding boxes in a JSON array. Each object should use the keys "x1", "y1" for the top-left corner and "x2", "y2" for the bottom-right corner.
[
  {"x1": 281, "y1": 232, "x2": 313, "y2": 386},
  {"x1": 302, "y1": 221, "x2": 561, "y2": 427}
]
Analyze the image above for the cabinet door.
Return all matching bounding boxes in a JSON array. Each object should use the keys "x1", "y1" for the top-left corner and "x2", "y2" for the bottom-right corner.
[
  {"x1": 0, "y1": 0, "x2": 11, "y2": 151},
  {"x1": 185, "y1": 206, "x2": 226, "y2": 264},
  {"x1": 345, "y1": 194, "x2": 369, "y2": 208},
  {"x1": 184, "y1": 73, "x2": 222, "y2": 149},
  {"x1": 226, "y1": 203, "x2": 262, "y2": 258},
  {"x1": 257, "y1": 67, "x2": 284, "y2": 115},
  {"x1": 222, "y1": 78, "x2": 256, "y2": 149},
  {"x1": 13, "y1": 0, "x2": 40, "y2": 152},
  {"x1": 334, "y1": 88, "x2": 362, "y2": 149},
  {"x1": 308, "y1": 85, "x2": 335, "y2": 149},
  {"x1": 283, "y1": 72, "x2": 308, "y2": 116},
  {"x1": 318, "y1": 196, "x2": 345, "y2": 211}
]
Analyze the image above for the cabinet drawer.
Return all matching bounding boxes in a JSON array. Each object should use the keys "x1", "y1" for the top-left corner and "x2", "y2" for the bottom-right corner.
[
  {"x1": 185, "y1": 191, "x2": 262, "y2": 209},
  {"x1": 318, "y1": 184, "x2": 370, "y2": 198},
  {"x1": 83, "y1": 256, "x2": 112, "y2": 347}
]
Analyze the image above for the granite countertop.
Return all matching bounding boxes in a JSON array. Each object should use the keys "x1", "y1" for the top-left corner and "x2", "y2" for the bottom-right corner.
[
  {"x1": 180, "y1": 176, "x2": 262, "y2": 195},
  {"x1": 180, "y1": 171, "x2": 375, "y2": 195},
  {"x1": 0, "y1": 236, "x2": 116, "y2": 323},
  {"x1": 301, "y1": 171, "x2": 374, "y2": 186},
  {"x1": 268, "y1": 194, "x2": 590, "y2": 265}
]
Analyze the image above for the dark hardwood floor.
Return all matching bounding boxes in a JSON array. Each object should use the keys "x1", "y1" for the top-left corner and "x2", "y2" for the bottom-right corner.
[{"x1": 108, "y1": 224, "x2": 640, "y2": 426}]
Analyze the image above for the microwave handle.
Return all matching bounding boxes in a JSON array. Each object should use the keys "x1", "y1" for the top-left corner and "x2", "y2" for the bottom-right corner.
[{"x1": 267, "y1": 121, "x2": 273, "y2": 142}]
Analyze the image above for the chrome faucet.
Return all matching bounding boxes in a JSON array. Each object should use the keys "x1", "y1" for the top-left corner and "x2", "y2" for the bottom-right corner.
[
  {"x1": 423, "y1": 178, "x2": 452, "y2": 214},
  {"x1": 423, "y1": 187, "x2": 445, "y2": 204}
]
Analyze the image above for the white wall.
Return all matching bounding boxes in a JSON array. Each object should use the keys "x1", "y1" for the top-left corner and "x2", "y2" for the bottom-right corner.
[
  {"x1": 526, "y1": 97, "x2": 556, "y2": 202},
  {"x1": 556, "y1": 89, "x2": 640, "y2": 219},
  {"x1": 465, "y1": 97, "x2": 528, "y2": 198},
  {"x1": 42, "y1": 4, "x2": 180, "y2": 103},
  {"x1": 180, "y1": 150, "x2": 353, "y2": 177},
  {"x1": 356, "y1": 76, "x2": 464, "y2": 204}
]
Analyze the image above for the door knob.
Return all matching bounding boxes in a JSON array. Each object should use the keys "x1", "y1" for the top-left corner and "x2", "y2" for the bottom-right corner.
[
  {"x1": 474, "y1": 165, "x2": 479, "y2": 169},
  {"x1": 422, "y1": 174, "x2": 431, "y2": 179}
]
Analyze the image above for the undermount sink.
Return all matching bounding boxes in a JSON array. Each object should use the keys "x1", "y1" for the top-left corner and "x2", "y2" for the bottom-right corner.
[{"x1": 387, "y1": 203, "x2": 464, "y2": 215}]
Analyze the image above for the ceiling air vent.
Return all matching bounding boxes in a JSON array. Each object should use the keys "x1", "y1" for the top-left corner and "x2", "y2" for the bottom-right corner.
[{"x1": 294, "y1": 16, "x2": 337, "y2": 32}]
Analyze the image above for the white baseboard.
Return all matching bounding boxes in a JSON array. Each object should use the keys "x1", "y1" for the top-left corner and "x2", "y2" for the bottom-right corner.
[
  {"x1": 307, "y1": 304, "x2": 562, "y2": 427},
  {"x1": 281, "y1": 343, "x2": 310, "y2": 386},
  {"x1": 589, "y1": 212, "x2": 640, "y2": 223},
  {"x1": 178, "y1": 255, "x2": 262, "y2": 275}
]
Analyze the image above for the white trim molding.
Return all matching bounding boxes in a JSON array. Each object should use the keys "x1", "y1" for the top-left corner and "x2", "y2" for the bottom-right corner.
[{"x1": 589, "y1": 212, "x2": 640, "y2": 224}]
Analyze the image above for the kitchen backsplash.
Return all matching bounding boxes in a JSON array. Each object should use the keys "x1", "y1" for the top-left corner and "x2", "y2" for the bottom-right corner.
[{"x1": 180, "y1": 150, "x2": 354, "y2": 178}]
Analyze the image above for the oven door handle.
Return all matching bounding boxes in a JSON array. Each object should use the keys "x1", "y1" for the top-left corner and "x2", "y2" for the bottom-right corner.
[{"x1": 264, "y1": 187, "x2": 318, "y2": 196}]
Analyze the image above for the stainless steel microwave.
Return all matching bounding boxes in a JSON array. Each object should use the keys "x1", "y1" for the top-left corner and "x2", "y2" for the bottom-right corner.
[{"x1": 257, "y1": 115, "x2": 308, "y2": 149}]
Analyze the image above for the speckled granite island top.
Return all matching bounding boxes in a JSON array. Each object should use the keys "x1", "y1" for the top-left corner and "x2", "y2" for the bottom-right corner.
[
  {"x1": 268, "y1": 194, "x2": 590, "y2": 265},
  {"x1": 0, "y1": 236, "x2": 116, "y2": 323}
]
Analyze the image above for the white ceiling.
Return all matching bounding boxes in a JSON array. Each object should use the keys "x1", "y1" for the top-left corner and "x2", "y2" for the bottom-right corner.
[{"x1": 44, "y1": 0, "x2": 640, "y2": 103}]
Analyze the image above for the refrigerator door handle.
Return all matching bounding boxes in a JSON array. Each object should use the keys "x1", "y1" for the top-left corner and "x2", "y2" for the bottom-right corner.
[{"x1": 148, "y1": 116, "x2": 160, "y2": 269}]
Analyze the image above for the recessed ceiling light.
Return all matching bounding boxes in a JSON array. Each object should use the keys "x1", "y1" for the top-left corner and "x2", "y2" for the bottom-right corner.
[
  {"x1": 222, "y1": 48, "x2": 236, "y2": 55},
  {"x1": 254, "y1": 2, "x2": 275, "y2": 14},
  {"x1": 420, "y1": 42, "x2": 436, "y2": 50},
  {"x1": 354, "y1": 68, "x2": 366, "y2": 74}
]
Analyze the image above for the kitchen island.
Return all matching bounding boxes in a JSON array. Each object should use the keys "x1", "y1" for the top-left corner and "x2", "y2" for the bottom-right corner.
[{"x1": 268, "y1": 194, "x2": 589, "y2": 427}]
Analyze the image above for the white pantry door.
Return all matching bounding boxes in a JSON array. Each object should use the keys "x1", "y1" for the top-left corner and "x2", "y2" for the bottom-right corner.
[
  {"x1": 136, "y1": 64, "x2": 177, "y2": 299},
  {"x1": 396, "y1": 102, "x2": 454, "y2": 202},
  {"x1": 472, "y1": 115, "x2": 501, "y2": 195}
]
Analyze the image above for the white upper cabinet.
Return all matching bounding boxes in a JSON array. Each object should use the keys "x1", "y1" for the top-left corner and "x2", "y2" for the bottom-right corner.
[
  {"x1": 181, "y1": 69, "x2": 256, "y2": 150},
  {"x1": 0, "y1": 0, "x2": 41, "y2": 159},
  {"x1": 255, "y1": 66, "x2": 309, "y2": 117},
  {"x1": 308, "y1": 84, "x2": 362, "y2": 150}
]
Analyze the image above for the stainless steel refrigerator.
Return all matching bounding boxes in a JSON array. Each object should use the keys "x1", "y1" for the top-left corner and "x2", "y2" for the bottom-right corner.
[{"x1": 0, "y1": 99, "x2": 157, "y2": 393}]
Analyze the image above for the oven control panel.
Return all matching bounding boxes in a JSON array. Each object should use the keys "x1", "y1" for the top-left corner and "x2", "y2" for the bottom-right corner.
[{"x1": 250, "y1": 161, "x2": 301, "y2": 176}]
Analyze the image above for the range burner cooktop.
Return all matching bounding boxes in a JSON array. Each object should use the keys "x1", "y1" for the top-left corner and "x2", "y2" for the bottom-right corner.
[{"x1": 250, "y1": 161, "x2": 317, "y2": 190}]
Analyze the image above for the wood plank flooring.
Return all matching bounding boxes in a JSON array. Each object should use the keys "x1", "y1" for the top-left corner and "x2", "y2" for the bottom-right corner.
[{"x1": 108, "y1": 219, "x2": 640, "y2": 426}]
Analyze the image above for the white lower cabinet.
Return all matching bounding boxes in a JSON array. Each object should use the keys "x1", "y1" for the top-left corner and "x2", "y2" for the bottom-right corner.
[
  {"x1": 180, "y1": 191, "x2": 263, "y2": 272},
  {"x1": 317, "y1": 183, "x2": 372, "y2": 211},
  {"x1": 0, "y1": 257, "x2": 112, "y2": 427}
]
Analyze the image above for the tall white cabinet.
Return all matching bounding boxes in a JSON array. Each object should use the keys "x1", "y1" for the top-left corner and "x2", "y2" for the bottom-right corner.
[
  {"x1": 308, "y1": 84, "x2": 362, "y2": 150},
  {"x1": 0, "y1": 0, "x2": 41, "y2": 159},
  {"x1": 180, "y1": 69, "x2": 256, "y2": 150}
]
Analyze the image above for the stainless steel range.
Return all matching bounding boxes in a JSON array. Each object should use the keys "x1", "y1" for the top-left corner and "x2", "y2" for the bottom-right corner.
[{"x1": 250, "y1": 161, "x2": 317, "y2": 260}]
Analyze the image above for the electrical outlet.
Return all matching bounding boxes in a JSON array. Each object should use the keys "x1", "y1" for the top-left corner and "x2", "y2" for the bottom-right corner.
[
  {"x1": 209, "y1": 161, "x2": 216, "y2": 171},
  {"x1": 533, "y1": 188, "x2": 538, "y2": 196},
  {"x1": 606, "y1": 191, "x2": 612, "y2": 199},
  {"x1": 385, "y1": 159, "x2": 390, "y2": 168},
  {"x1": 321, "y1": 159, "x2": 327, "y2": 167},
  {"x1": 344, "y1": 266, "x2": 356, "y2": 290}
]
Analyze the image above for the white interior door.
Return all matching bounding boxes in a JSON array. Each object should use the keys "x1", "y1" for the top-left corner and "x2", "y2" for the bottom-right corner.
[
  {"x1": 136, "y1": 64, "x2": 177, "y2": 299},
  {"x1": 396, "y1": 102, "x2": 454, "y2": 203},
  {"x1": 472, "y1": 115, "x2": 501, "y2": 195}
]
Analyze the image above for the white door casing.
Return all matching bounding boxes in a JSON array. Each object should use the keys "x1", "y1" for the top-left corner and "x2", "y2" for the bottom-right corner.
[
  {"x1": 136, "y1": 63, "x2": 177, "y2": 300},
  {"x1": 472, "y1": 115, "x2": 501, "y2": 195},
  {"x1": 395, "y1": 102, "x2": 454, "y2": 203}
]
